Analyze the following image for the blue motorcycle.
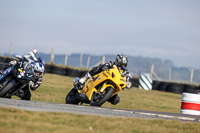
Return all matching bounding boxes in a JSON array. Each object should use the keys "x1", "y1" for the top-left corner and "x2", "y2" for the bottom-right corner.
[{"x1": 0, "y1": 57, "x2": 36, "y2": 98}]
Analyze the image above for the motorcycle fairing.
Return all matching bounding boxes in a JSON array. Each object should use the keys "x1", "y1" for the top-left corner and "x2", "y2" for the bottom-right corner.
[{"x1": 80, "y1": 65, "x2": 126, "y2": 101}]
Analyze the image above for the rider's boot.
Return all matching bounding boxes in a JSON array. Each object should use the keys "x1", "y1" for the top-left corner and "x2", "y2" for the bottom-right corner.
[
  {"x1": 73, "y1": 73, "x2": 91, "y2": 91},
  {"x1": 108, "y1": 94, "x2": 120, "y2": 105},
  {"x1": 79, "y1": 72, "x2": 91, "y2": 86}
]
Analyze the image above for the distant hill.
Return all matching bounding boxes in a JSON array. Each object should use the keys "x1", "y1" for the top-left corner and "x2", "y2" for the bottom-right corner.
[{"x1": 3, "y1": 53, "x2": 200, "y2": 84}]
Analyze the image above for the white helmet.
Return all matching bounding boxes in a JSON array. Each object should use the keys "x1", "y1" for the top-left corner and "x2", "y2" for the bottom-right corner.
[
  {"x1": 33, "y1": 62, "x2": 44, "y2": 78},
  {"x1": 32, "y1": 49, "x2": 38, "y2": 55}
]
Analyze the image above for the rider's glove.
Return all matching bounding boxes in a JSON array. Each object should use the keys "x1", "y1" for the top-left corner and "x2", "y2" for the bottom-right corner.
[
  {"x1": 107, "y1": 61, "x2": 114, "y2": 68},
  {"x1": 29, "y1": 81, "x2": 35, "y2": 88}
]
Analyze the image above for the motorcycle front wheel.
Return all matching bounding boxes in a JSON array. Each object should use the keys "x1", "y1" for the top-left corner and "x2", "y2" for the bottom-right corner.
[
  {"x1": 0, "y1": 81, "x2": 14, "y2": 97},
  {"x1": 65, "y1": 88, "x2": 79, "y2": 104},
  {"x1": 90, "y1": 87, "x2": 114, "y2": 106}
]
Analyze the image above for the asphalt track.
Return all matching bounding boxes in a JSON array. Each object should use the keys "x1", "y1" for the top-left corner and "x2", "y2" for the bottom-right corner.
[{"x1": 0, "y1": 98, "x2": 200, "y2": 122}]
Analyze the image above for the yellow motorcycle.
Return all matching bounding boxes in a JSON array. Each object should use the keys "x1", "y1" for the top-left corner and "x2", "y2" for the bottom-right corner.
[{"x1": 65, "y1": 65, "x2": 127, "y2": 106}]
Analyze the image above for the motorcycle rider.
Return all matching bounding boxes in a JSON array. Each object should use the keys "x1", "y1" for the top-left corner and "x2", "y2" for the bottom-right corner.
[
  {"x1": 0, "y1": 49, "x2": 44, "y2": 100},
  {"x1": 1, "y1": 49, "x2": 39, "y2": 73},
  {"x1": 24, "y1": 49, "x2": 38, "y2": 64},
  {"x1": 20, "y1": 62, "x2": 44, "y2": 100},
  {"x1": 78, "y1": 54, "x2": 130, "y2": 105}
]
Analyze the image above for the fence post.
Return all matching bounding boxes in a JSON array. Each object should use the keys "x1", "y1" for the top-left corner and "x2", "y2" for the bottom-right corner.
[
  {"x1": 86, "y1": 56, "x2": 90, "y2": 69},
  {"x1": 190, "y1": 69, "x2": 194, "y2": 84},
  {"x1": 50, "y1": 48, "x2": 54, "y2": 64},
  {"x1": 80, "y1": 53, "x2": 83, "y2": 68},
  {"x1": 9, "y1": 42, "x2": 12, "y2": 57},
  {"x1": 101, "y1": 56, "x2": 105, "y2": 64},
  {"x1": 150, "y1": 64, "x2": 154, "y2": 79},
  {"x1": 150, "y1": 64, "x2": 161, "y2": 81},
  {"x1": 64, "y1": 55, "x2": 68, "y2": 66}
]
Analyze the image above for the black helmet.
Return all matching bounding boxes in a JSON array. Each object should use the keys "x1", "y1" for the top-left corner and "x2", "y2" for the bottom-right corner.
[{"x1": 115, "y1": 54, "x2": 128, "y2": 68}]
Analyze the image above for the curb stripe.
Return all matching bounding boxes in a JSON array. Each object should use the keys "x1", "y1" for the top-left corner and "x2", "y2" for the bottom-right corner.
[{"x1": 181, "y1": 102, "x2": 200, "y2": 111}]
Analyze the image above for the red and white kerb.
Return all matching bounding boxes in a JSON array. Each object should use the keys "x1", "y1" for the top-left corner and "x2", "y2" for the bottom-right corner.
[{"x1": 181, "y1": 93, "x2": 200, "y2": 115}]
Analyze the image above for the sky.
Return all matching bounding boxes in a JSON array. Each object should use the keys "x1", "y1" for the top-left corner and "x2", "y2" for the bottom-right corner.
[{"x1": 0, "y1": 0, "x2": 200, "y2": 68}]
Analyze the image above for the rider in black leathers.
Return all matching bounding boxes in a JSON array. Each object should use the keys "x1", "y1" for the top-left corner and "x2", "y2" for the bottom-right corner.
[
  {"x1": 20, "y1": 62, "x2": 44, "y2": 100},
  {"x1": 1, "y1": 49, "x2": 44, "y2": 100}
]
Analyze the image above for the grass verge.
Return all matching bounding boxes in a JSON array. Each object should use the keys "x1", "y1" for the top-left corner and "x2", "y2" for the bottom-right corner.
[{"x1": 0, "y1": 107, "x2": 200, "y2": 133}]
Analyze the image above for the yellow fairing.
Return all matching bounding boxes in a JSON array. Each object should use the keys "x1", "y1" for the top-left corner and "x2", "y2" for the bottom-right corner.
[{"x1": 81, "y1": 65, "x2": 126, "y2": 100}]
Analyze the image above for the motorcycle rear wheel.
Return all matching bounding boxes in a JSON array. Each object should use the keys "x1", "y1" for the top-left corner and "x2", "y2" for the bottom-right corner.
[
  {"x1": 90, "y1": 87, "x2": 114, "y2": 106},
  {"x1": 0, "y1": 81, "x2": 14, "y2": 97},
  {"x1": 65, "y1": 88, "x2": 79, "y2": 104}
]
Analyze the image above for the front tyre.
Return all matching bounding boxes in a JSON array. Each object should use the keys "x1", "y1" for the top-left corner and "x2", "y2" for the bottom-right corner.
[
  {"x1": 90, "y1": 87, "x2": 114, "y2": 106},
  {"x1": 65, "y1": 88, "x2": 79, "y2": 104},
  {"x1": 0, "y1": 82, "x2": 14, "y2": 97}
]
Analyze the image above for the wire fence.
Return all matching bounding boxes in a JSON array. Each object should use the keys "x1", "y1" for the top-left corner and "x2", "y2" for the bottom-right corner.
[{"x1": 3, "y1": 45, "x2": 200, "y2": 84}]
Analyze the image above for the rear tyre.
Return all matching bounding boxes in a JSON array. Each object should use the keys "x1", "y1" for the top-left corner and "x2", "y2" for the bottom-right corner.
[
  {"x1": 0, "y1": 82, "x2": 14, "y2": 97},
  {"x1": 90, "y1": 87, "x2": 114, "y2": 106},
  {"x1": 65, "y1": 89, "x2": 79, "y2": 104}
]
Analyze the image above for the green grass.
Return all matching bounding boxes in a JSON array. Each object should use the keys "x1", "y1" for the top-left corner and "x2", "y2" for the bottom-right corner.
[
  {"x1": 2, "y1": 73, "x2": 199, "y2": 133},
  {"x1": 1, "y1": 107, "x2": 200, "y2": 133}
]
